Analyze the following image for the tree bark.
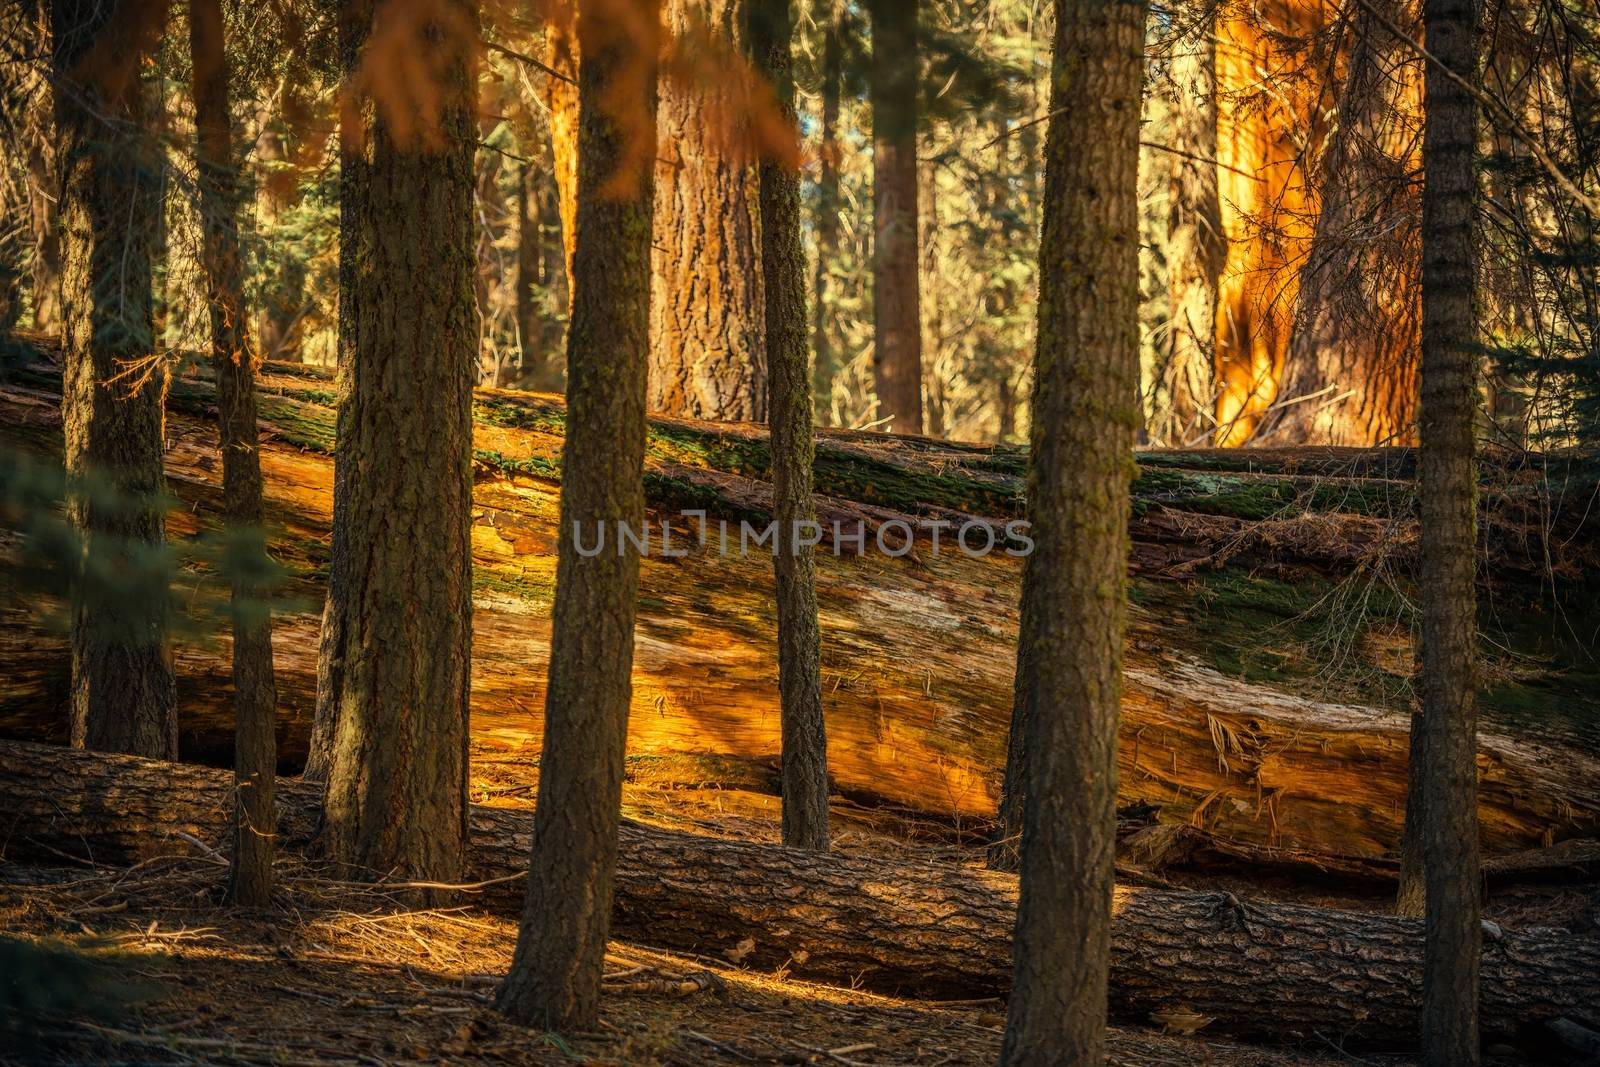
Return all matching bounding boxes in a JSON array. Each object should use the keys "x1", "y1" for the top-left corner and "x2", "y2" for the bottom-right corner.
[
  {"x1": 1413, "y1": 0, "x2": 1484, "y2": 1055},
  {"x1": 496, "y1": 0, "x2": 660, "y2": 1032},
  {"x1": 648, "y1": 0, "x2": 766, "y2": 422},
  {"x1": 1153, "y1": 0, "x2": 1222, "y2": 448},
  {"x1": 751, "y1": 0, "x2": 828, "y2": 851},
  {"x1": 543, "y1": 7, "x2": 580, "y2": 301},
  {"x1": 810, "y1": 0, "x2": 842, "y2": 416},
  {"x1": 1001, "y1": 0, "x2": 1146, "y2": 1059},
  {"x1": 188, "y1": 0, "x2": 278, "y2": 908},
  {"x1": 4, "y1": 739, "x2": 1598, "y2": 1053},
  {"x1": 867, "y1": 0, "x2": 921, "y2": 435},
  {"x1": 314, "y1": 0, "x2": 477, "y2": 890},
  {"x1": 49, "y1": 0, "x2": 176, "y2": 760},
  {"x1": 515, "y1": 162, "x2": 542, "y2": 387},
  {"x1": 1251, "y1": 3, "x2": 1422, "y2": 448}
]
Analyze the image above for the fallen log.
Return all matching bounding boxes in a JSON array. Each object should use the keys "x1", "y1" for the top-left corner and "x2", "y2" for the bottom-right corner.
[
  {"x1": 2, "y1": 740, "x2": 1596, "y2": 1051},
  {"x1": 4, "y1": 363, "x2": 1599, "y2": 870}
]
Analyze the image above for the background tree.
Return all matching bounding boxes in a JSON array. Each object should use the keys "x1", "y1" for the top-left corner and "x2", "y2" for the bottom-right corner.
[
  {"x1": 496, "y1": 0, "x2": 660, "y2": 1031},
  {"x1": 314, "y1": 0, "x2": 477, "y2": 890},
  {"x1": 649, "y1": 0, "x2": 766, "y2": 422},
  {"x1": 867, "y1": 0, "x2": 922, "y2": 434},
  {"x1": 752, "y1": 0, "x2": 828, "y2": 851},
  {"x1": 1412, "y1": 0, "x2": 1484, "y2": 1054},
  {"x1": 188, "y1": 0, "x2": 278, "y2": 906},
  {"x1": 1000, "y1": 0, "x2": 1145, "y2": 1060},
  {"x1": 50, "y1": 0, "x2": 177, "y2": 760}
]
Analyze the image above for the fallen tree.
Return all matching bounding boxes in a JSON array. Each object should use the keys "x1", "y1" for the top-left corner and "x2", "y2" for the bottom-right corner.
[
  {"x1": 4, "y1": 347, "x2": 1600, "y2": 865},
  {"x1": 2, "y1": 740, "x2": 1596, "y2": 1051}
]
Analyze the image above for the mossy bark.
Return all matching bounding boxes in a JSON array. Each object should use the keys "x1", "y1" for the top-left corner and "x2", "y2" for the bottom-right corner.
[
  {"x1": 496, "y1": 0, "x2": 660, "y2": 1032},
  {"x1": 188, "y1": 0, "x2": 277, "y2": 907},
  {"x1": 1001, "y1": 0, "x2": 1147, "y2": 1060},
  {"x1": 50, "y1": 0, "x2": 176, "y2": 760},
  {"x1": 315, "y1": 0, "x2": 477, "y2": 893},
  {"x1": 751, "y1": 0, "x2": 828, "y2": 851}
]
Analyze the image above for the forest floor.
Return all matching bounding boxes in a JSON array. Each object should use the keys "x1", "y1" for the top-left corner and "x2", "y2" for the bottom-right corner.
[{"x1": 5, "y1": 746, "x2": 1592, "y2": 1066}]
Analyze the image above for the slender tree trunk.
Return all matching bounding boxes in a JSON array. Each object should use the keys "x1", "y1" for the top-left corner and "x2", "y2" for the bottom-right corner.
[
  {"x1": 253, "y1": 80, "x2": 310, "y2": 363},
  {"x1": 315, "y1": 0, "x2": 477, "y2": 893},
  {"x1": 751, "y1": 0, "x2": 828, "y2": 851},
  {"x1": 1000, "y1": 0, "x2": 1146, "y2": 1060},
  {"x1": 867, "y1": 0, "x2": 921, "y2": 435},
  {"x1": 50, "y1": 0, "x2": 176, "y2": 760},
  {"x1": 543, "y1": 8, "x2": 580, "y2": 299},
  {"x1": 1154, "y1": 0, "x2": 1222, "y2": 448},
  {"x1": 811, "y1": 0, "x2": 842, "y2": 415},
  {"x1": 1413, "y1": 0, "x2": 1483, "y2": 1055},
  {"x1": 496, "y1": 0, "x2": 660, "y2": 1032},
  {"x1": 515, "y1": 162, "x2": 542, "y2": 387},
  {"x1": 188, "y1": 0, "x2": 277, "y2": 907},
  {"x1": 648, "y1": 0, "x2": 765, "y2": 422},
  {"x1": 1397, "y1": 708, "x2": 1427, "y2": 915},
  {"x1": 919, "y1": 158, "x2": 945, "y2": 438}
]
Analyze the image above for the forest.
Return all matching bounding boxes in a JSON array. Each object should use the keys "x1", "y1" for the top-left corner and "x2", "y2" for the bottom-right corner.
[{"x1": 1, "y1": 0, "x2": 1598, "y2": 1063}]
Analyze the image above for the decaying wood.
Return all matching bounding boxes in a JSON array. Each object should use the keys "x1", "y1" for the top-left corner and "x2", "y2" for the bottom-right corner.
[
  {"x1": 1, "y1": 740, "x2": 1596, "y2": 1051},
  {"x1": 3, "y1": 348, "x2": 1598, "y2": 870}
]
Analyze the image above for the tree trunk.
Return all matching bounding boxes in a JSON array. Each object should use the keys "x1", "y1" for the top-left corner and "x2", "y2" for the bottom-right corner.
[
  {"x1": 751, "y1": 0, "x2": 828, "y2": 852},
  {"x1": 1154, "y1": 0, "x2": 1222, "y2": 448},
  {"x1": 515, "y1": 162, "x2": 542, "y2": 387},
  {"x1": 811, "y1": 0, "x2": 842, "y2": 417},
  {"x1": 49, "y1": 0, "x2": 176, "y2": 760},
  {"x1": 314, "y1": 0, "x2": 476, "y2": 890},
  {"x1": 543, "y1": 8, "x2": 580, "y2": 300},
  {"x1": 867, "y1": 0, "x2": 921, "y2": 435},
  {"x1": 5, "y1": 740, "x2": 1598, "y2": 1053},
  {"x1": 648, "y1": 0, "x2": 765, "y2": 422},
  {"x1": 252, "y1": 80, "x2": 309, "y2": 363},
  {"x1": 1413, "y1": 0, "x2": 1484, "y2": 1055},
  {"x1": 496, "y1": 0, "x2": 660, "y2": 1033},
  {"x1": 1251, "y1": 3, "x2": 1421, "y2": 448},
  {"x1": 188, "y1": 0, "x2": 278, "y2": 908},
  {"x1": 1002, "y1": 0, "x2": 1146, "y2": 1059}
]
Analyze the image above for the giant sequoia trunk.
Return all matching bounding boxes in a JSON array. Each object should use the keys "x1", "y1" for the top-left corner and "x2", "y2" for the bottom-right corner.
[
  {"x1": 312, "y1": 0, "x2": 477, "y2": 888},
  {"x1": 648, "y1": 0, "x2": 766, "y2": 422},
  {"x1": 1252, "y1": 2, "x2": 1422, "y2": 448},
  {"x1": 3, "y1": 352, "x2": 1598, "y2": 869},
  {"x1": 188, "y1": 0, "x2": 277, "y2": 907},
  {"x1": 867, "y1": 0, "x2": 922, "y2": 435},
  {"x1": 4, "y1": 740, "x2": 1598, "y2": 1053},
  {"x1": 49, "y1": 0, "x2": 177, "y2": 759}
]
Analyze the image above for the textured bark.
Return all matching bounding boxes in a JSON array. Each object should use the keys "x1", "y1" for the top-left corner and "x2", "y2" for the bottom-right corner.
[
  {"x1": 5, "y1": 739, "x2": 1599, "y2": 1052},
  {"x1": 543, "y1": 9, "x2": 580, "y2": 299},
  {"x1": 496, "y1": 0, "x2": 660, "y2": 1032},
  {"x1": 1413, "y1": 0, "x2": 1484, "y2": 1056},
  {"x1": 1153, "y1": 0, "x2": 1222, "y2": 448},
  {"x1": 49, "y1": 0, "x2": 176, "y2": 760},
  {"x1": 810, "y1": 0, "x2": 842, "y2": 411},
  {"x1": 867, "y1": 0, "x2": 921, "y2": 435},
  {"x1": 648, "y1": 0, "x2": 765, "y2": 422},
  {"x1": 751, "y1": 0, "x2": 828, "y2": 851},
  {"x1": 1252, "y1": 3, "x2": 1422, "y2": 448},
  {"x1": 1001, "y1": 0, "x2": 1146, "y2": 1060},
  {"x1": 188, "y1": 0, "x2": 278, "y2": 908},
  {"x1": 315, "y1": 0, "x2": 477, "y2": 890}
]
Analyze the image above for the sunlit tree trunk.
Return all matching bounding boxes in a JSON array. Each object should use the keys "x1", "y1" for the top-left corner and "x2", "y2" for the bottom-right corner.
[
  {"x1": 496, "y1": 0, "x2": 660, "y2": 1032},
  {"x1": 50, "y1": 0, "x2": 176, "y2": 760},
  {"x1": 1253, "y1": 3, "x2": 1422, "y2": 447},
  {"x1": 314, "y1": 0, "x2": 477, "y2": 893},
  {"x1": 188, "y1": 0, "x2": 277, "y2": 907},
  {"x1": 752, "y1": 0, "x2": 828, "y2": 851},
  {"x1": 1409, "y1": 0, "x2": 1483, "y2": 1055},
  {"x1": 867, "y1": 0, "x2": 921, "y2": 435},
  {"x1": 648, "y1": 0, "x2": 765, "y2": 421},
  {"x1": 999, "y1": 0, "x2": 1145, "y2": 1059},
  {"x1": 544, "y1": 7, "x2": 580, "y2": 299}
]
